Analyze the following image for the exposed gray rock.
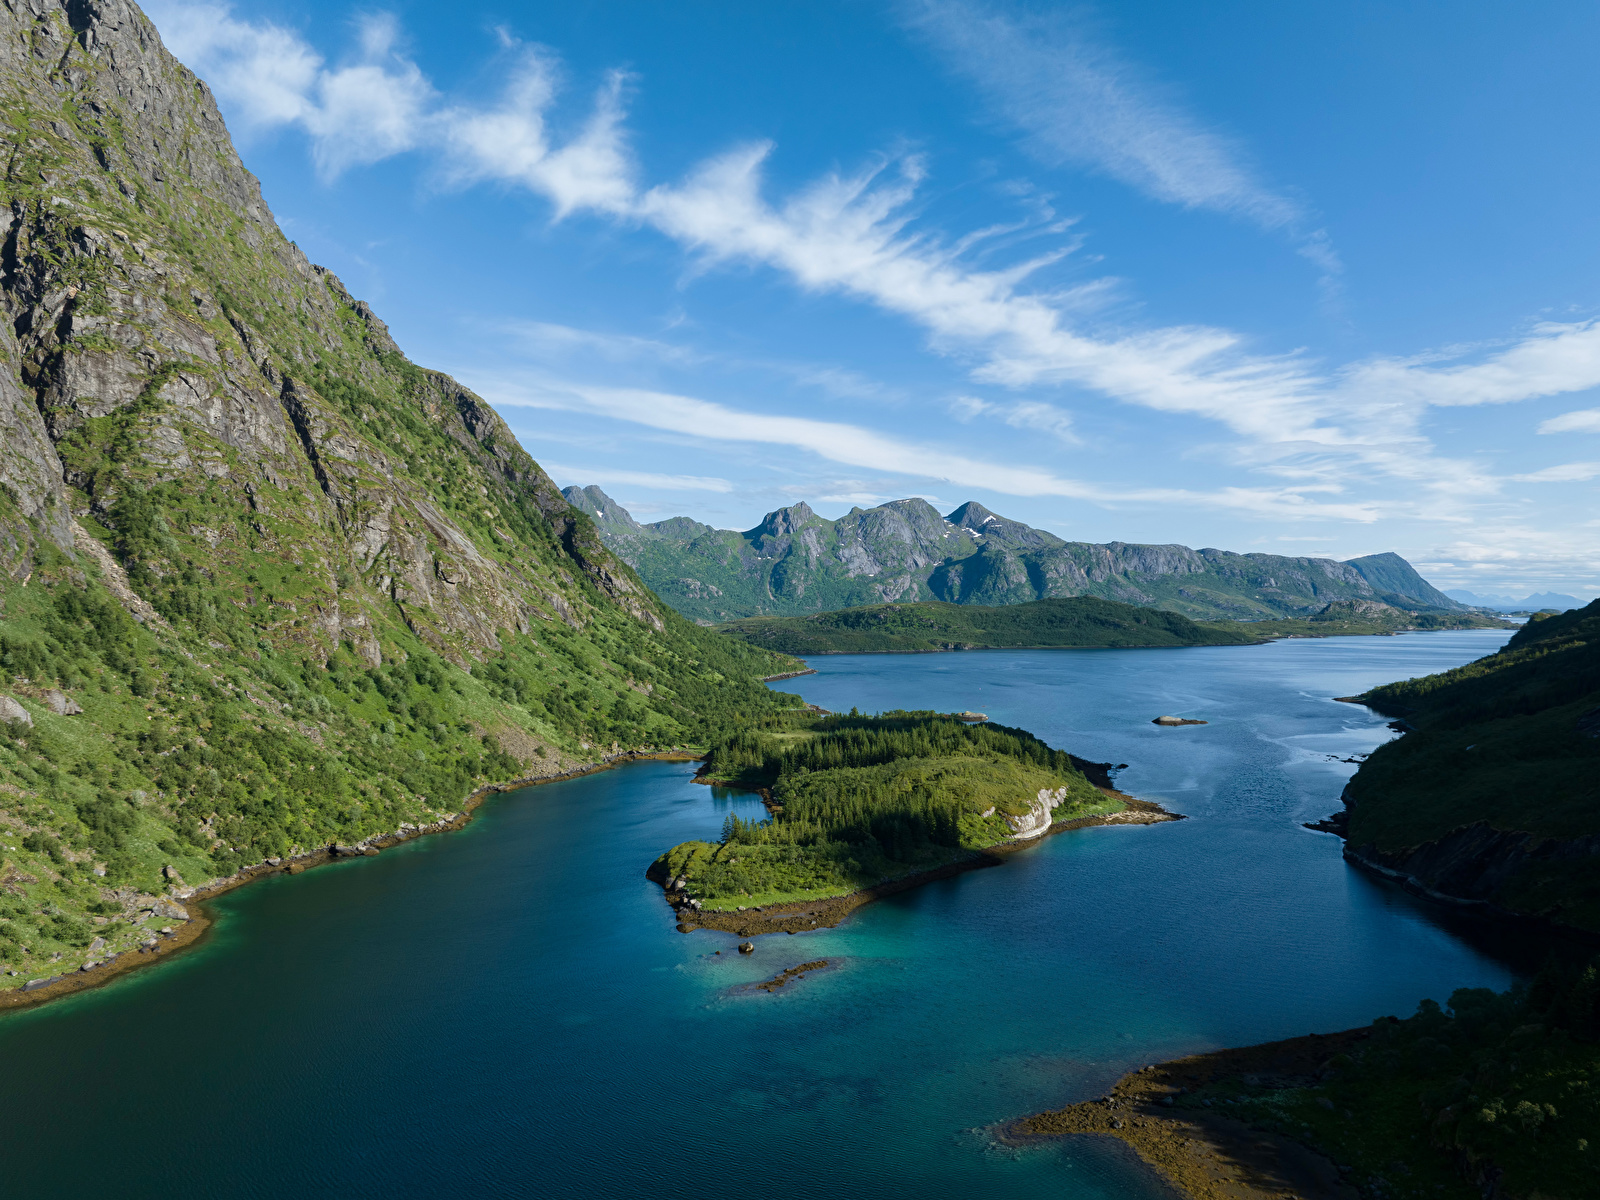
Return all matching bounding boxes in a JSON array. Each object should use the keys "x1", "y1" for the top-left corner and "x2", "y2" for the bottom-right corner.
[
  {"x1": 0, "y1": 696, "x2": 31, "y2": 727},
  {"x1": 43, "y1": 689, "x2": 82, "y2": 715},
  {"x1": 578, "y1": 491, "x2": 1460, "y2": 624}
]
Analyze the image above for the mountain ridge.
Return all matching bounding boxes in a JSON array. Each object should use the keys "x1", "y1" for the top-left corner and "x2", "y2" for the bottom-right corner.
[
  {"x1": 564, "y1": 485, "x2": 1464, "y2": 624},
  {"x1": 0, "y1": 0, "x2": 799, "y2": 994}
]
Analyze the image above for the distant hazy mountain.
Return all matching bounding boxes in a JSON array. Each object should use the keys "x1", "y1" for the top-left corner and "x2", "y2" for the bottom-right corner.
[
  {"x1": 1445, "y1": 590, "x2": 1584, "y2": 612},
  {"x1": 564, "y1": 487, "x2": 1465, "y2": 624}
]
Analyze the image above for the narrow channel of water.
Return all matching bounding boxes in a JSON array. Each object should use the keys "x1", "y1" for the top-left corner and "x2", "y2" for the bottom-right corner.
[{"x1": 0, "y1": 631, "x2": 1522, "y2": 1197}]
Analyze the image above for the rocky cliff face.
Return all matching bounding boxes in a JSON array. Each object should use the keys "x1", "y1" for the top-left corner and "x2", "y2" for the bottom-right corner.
[
  {"x1": 571, "y1": 488, "x2": 1461, "y2": 624},
  {"x1": 1004, "y1": 786, "x2": 1070, "y2": 839},
  {"x1": 0, "y1": 0, "x2": 797, "y2": 989}
]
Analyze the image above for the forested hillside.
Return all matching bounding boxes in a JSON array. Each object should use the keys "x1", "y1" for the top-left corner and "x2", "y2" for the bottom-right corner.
[
  {"x1": 716, "y1": 596, "x2": 1258, "y2": 654},
  {"x1": 1338, "y1": 601, "x2": 1600, "y2": 930},
  {"x1": 0, "y1": 0, "x2": 800, "y2": 991}
]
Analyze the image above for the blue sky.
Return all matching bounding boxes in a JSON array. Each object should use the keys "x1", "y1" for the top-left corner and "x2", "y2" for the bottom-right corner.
[{"x1": 145, "y1": 1, "x2": 1600, "y2": 598}]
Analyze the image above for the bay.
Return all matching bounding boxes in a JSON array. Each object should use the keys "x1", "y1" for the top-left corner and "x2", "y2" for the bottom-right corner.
[{"x1": 0, "y1": 631, "x2": 1524, "y2": 1197}]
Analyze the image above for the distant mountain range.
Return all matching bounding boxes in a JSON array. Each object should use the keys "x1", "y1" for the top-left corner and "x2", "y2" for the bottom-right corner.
[
  {"x1": 564, "y1": 487, "x2": 1466, "y2": 624},
  {"x1": 1444, "y1": 589, "x2": 1585, "y2": 613}
]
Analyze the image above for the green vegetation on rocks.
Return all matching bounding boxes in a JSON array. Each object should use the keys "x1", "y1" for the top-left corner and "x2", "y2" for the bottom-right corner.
[
  {"x1": 0, "y1": 0, "x2": 801, "y2": 991},
  {"x1": 1338, "y1": 600, "x2": 1600, "y2": 930},
  {"x1": 1196, "y1": 599, "x2": 1510, "y2": 642},
  {"x1": 716, "y1": 597, "x2": 1259, "y2": 654},
  {"x1": 650, "y1": 711, "x2": 1116, "y2": 907},
  {"x1": 567, "y1": 486, "x2": 1470, "y2": 624}
]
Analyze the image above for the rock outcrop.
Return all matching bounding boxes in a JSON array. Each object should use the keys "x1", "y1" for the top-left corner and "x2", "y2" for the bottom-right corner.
[
  {"x1": 1005, "y1": 786, "x2": 1071, "y2": 839},
  {"x1": 0, "y1": 0, "x2": 798, "y2": 995}
]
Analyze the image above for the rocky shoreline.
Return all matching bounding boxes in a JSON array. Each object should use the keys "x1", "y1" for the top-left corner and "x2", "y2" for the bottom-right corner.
[
  {"x1": 1005, "y1": 1029, "x2": 1373, "y2": 1200},
  {"x1": 2, "y1": 749, "x2": 700, "y2": 1012}
]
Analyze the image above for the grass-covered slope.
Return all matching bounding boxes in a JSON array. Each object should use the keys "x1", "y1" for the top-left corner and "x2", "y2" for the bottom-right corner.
[
  {"x1": 0, "y1": 0, "x2": 802, "y2": 991},
  {"x1": 716, "y1": 596, "x2": 1260, "y2": 654},
  {"x1": 1340, "y1": 601, "x2": 1600, "y2": 929},
  {"x1": 649, "y1": 712, "x2": 1117, "y2": 907}
]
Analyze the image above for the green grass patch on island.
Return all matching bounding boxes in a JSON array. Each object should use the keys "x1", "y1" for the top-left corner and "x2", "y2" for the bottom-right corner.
[{"x1": 651, "y1": 711, "x2": 1117, "y2": 907}]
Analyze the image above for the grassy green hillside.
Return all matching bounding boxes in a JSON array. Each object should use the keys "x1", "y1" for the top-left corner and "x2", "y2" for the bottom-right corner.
[
  {"x1": 1341, "y1": 600, "x2": 1600, "y2": 929},
  {"x1": 0, "y1": 0, "x2": 803, "y2": 992},
  {"x1": 649, "y1": 712, "x2": 1116, "y2": 907},
  {"x1": 716, "y1": 596, "x2": 1260, "y2": 654}
]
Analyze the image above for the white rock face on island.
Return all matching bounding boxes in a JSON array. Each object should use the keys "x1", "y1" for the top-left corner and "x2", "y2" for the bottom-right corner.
[{"x1": 1006, "y1": 787, "x2": 1072, "y2": 839}]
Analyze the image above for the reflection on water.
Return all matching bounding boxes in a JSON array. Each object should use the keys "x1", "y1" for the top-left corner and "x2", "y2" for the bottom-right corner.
[{"x1": 0, "y1": 630, "x2": 1531, "y2": 1199}]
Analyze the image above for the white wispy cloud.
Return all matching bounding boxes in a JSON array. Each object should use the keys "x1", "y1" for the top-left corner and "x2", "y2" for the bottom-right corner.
[
  {"x1": 1509, "y1": 462, "x2": 1600, "y2": 483},
  {"x1": 1538, "y1": 407, "x2": 1600, "y2": 434},
  {"x1": 950, "y1": 394, "x2": 1080, "y2": 444},
  {"x1": 439, "y1": 49, "x2": 635, "y2": 217},
  {"x1": 543, "y1": 464, "x2": 733, "y2": 492},
  {"x1": 502, "y1": 320, "x2": 706, "y2": 365},
  {"x1": 899, "y1": 0, "x2": 1303, "y2": 231},
  {"x1": 148, "y1": 4, "x2": 1600, "y2": 526},
  {"x1": 150, "y1": 3, "x2": 434, "y2": 177},
  {"x1": 478, "y1": 373, "x2": 1381, "y2": 520}
]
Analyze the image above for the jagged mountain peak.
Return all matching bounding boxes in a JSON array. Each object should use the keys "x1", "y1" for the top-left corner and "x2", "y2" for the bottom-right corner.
[
  {"x1": 750, "y1": 501, "x2": 818, "y2": 539},
  {"x1": 563, "y1": 485, "x2": 644, "y2": 538},
  {"x1": 945, "y1": 501, "x2": 1065, "y2": 551},
  {"x1": 572, "y1": 488, "x2": 1460, "y2": 624}
]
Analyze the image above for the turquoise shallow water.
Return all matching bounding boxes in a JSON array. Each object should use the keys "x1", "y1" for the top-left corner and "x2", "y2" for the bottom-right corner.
[{"x1": 0, "y1": 631, "x2": 1530, "y2": 1197}]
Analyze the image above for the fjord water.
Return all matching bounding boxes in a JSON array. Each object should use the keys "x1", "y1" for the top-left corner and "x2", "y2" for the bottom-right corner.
[{"x1": 1, "y1": 632, "x2": 1526, "y2": 1198}]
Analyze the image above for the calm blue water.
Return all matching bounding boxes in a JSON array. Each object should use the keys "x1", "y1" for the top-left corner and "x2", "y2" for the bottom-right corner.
[{"x1": 0, "y1": 632, "x2": 1527, "y2": 1198}]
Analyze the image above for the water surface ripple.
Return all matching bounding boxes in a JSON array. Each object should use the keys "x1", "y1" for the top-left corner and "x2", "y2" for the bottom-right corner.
[{"x1": 1, "y1": 632, "x2": 1526, "y2": 1197}]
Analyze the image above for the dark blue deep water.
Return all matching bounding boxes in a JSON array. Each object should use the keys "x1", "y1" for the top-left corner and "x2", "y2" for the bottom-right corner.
[{"x1": 0, "y1": 632, "x2": 1532, "y2": 1197}]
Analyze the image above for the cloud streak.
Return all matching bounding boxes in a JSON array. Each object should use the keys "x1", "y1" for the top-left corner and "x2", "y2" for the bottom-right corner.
[
  {"x1": 149, "y1": 3, "x2": 1600, "y2": 525},
  {"x1": 481, "y1": 373, "x2": 1382, "y2": 520},
  {"x1": 1539, "y1": 407, "x2": 1600, "y2": 435},
  {"x1": 541, "y1": 464, "x2": 734, "y2": 492},
  {"x1": 900, "y1": 0, "x2": 1301, "y2": 229}
]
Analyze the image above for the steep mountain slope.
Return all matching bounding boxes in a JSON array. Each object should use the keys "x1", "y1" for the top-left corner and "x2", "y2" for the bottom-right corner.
[
  {"x1": 1335, "y1": 601, "x2": 1600, "y2": 931},
  {"x1": 564, "y1": 487, "x2": 1465, "y2": 623},
  {"x1": 0, "y1": 0, "x2": 800, "y2": 991}
]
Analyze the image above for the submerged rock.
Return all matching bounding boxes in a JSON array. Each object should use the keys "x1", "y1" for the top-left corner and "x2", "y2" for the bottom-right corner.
[{"x1": 1152, "y1": 715, "x2": 1207, "y2": 727}]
